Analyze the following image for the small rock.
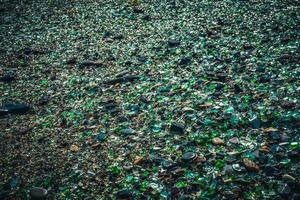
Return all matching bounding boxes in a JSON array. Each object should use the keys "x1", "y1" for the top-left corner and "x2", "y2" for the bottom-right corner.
[
  {"x1": 78, "y1": 60, "x2": 102, "y2": 68},
  {"x1": 250, "y1": 117, "x2": 261, "y2": 129},
  {"x1": 0, "y1": 72, "x2": 15, "y2": 82},
  {"x1": 133, "y1": 7, "x2": 144, "y2": 13},
  {"x1": 178, "y1": 57, "x2": 191, "y2": 66},
  {"x1": 120, "y1": 128, "x2": 136, "y2": 136},
  {"x1": 293, "y1": 193, "x2": 300, "y2": 200},
  {"x1": 256, "y1": 66, "x2": 265, "y2": 73},
  {"x1": 215, "y1": 83, "x2": 224, "y2": 91},
  {"x1": 232, "y1": 163, "x2": 243, "y2": 172},
  {"x1": 37, "y1": 95, "x2": 50, "y2": 105},
  {"x1": 229, "y1": 137, "x2": 239, "y2": 144},
  {"x1": 182, "y1": 107, "x2": 194, "y2": 113},
  {"x1": 170, "y1": 123, "x2": 184, "y2": 134},
  {"x1": 269, "y1": 131, "x2": 281, "y2": 140},
  {"x1": 182, "y1": 152, "x2": 197, "y2": 162},
  {"x1": 212, "y1": 137, "x2": 224, "y2": 145},
  {"x1": 234, "y1": 84, "x2": 243, "y2": 94},
  {"x1": 167, "y1": 39, "x2": 180, "y2": 47},
  {"x1": 95, "y1": 133, "x2": 106, "y2": 142},
  {"x1": 103, "y1": 31, "x2": 112, "y2": 38},
  {"x1": 243, "y1": 158, "x2": 260, "y2": 172},
  {"x1": 87, "y1": 170, "x2": 96, "y2": 177},
  {"x1": 281, "y1": 101, "x2": 296, "y2": 109},
  {"x1": 161, "y1": 160, "x2": 177, "y2": 169},
  {"x1": 116, "y1": 190, "x2": 131, "y2": 199},
  {"x1": 282, "y1": 174, "x2": 296, "y2": 183},
  {"x1": 70, "y1": 144, "x2": 79, "y2": 152},
  {"x1": 0, "y1": 103, "x2": 31, "y2": 116},
  {"x1": 280, "y1": 134, "x2": 290, "y2": 142},
  {"x1": 103, "y1": 75, "x2": 139, "y2": 85},
  {"x1": 113, "y1": 34, "x2": 124, "y2": 40},
  {"x1": 264, "y1": 165, "x2": 279, "y2": 176},
  {"x1": 142, "y1": 15, "x2": 151, "y2": 21},
  {"x1": 66, "y1": 57, "x2": 77, "y2": 64},
  {"x1": 104, "y1": 102, "x2": 118, "y2": 113},
  {"x1": 223, "y1": 164, "x2": 234, "y2": 174},
  {"x1": 133, "y1": 156, "x2": 143, "y2": 165},
  {"x1": 278, "y1": 183, "x2": 291, "y2": 196},
  {"x1": 29, "y1": 187, "x2": 48, "y2": 200}
]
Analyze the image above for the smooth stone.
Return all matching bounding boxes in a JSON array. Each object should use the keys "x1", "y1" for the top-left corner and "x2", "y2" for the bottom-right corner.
[
  {"x1": 250, "y1": 117, "x2": 261, "y2": 129},
  {"x1": 161, "y1": 160, "x2": 176, "y2": 169},
  {"x1": 229, "y1": 137, "x2": 240, "y2": 144},
  {"x1": 278, "y1": 183, "x2": 291, "y2": 196},
  {"x1": 212, "y1": 137, "x2": 224, "y2": 145},
  {"x1": 95, "y1": 133, "x2": 106, "y2": 142},
  {"x1": 264, "y1": 165, "x2": 279, "y2": 176},
  {"x1": 29, "y1": 187, "x2": 48, "y2": 200},
  {"x1": 0, "y1": 103, "x2": 31, "y2": 115},
  {"x1": 178, "y1": 57, "x2": 191, "y2": 66},
  {"x1": 181, "y1": 152, "x2": 197, "y2": 162},
  {"x1": 78, "y1": 60, "x2": 102, "y2": 68},
  {"x1": 167, "y1": 39, "x2": 180, "y2": 47},
  {"x1": 280, "y1": 135, "x2": 290, "y2": 142},
  {"x1": 216, "y1": 84, "x2": 224, "y2": 91},
  {"x1": 37, "y1": 95, "x2": 50, "y2": 105},
  {"x1": 182, "y1": 107, "x2": 195, "y2": 113},
  {"x1": 66, "y1": 57, "x2": 77, "y2": 64},
  {"x1": 170, "y1": 123, "x2": 184, "y2": 134},
  {"x1": 223, "y1": 164, "x2": 234, "y2": 174},
  {"x1": 234, "y1": 84, "x2": 243, "y2": 93},
  {"x1": 293, "y1": 193, "x2": 300, "y2": 200},
  {"x1": 103, "y1": 31, "x2": 112, "y2": 38},
  {"x1": 142, "y1": 15, "x2": 151, "y2": 21},
  {"x1": 0, "y1": 72, "x2": 15, "y2": 82},
  {"x1": 120, "y1": 128, "x2": 136, "y2": 136},
  {"x1": 282, "y1": 174, "x2": 296, "y2": 183},
  {"x1": 113, "y1": 34, "x2": 124, "y2": 40},
  {"x1": 116, "y1": 190, "x2": 131, "y2": 199}
]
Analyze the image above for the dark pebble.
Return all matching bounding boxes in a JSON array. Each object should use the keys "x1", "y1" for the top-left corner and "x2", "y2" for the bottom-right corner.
[
  {"x1": 0, "y1": 72, "x2": 15, "y2": 82},
  {"x1": 117, "y1": 116, "x2": 129, "y2": 123},
  {"x1": 78, "y1": 60, "x2": 102, "y2": 68},
  {"x1": 0, "y1": 103, "x2": 31, "y2": 116},
  {"x1": 293, "y1": 193, "x2": 300, "y2": 200},
  {"x1": 288, "y1": 151, "x2": 299, "y2": 159},
  {"x1": 182, "y1": 152, "x2": 197, "y2": 162},
  {"x1": 215, "y1": 83, "x2": 224, "y2": 91},
  {"x1": 170, "y1": 123, "x2": 184, "y2": 134},
  {"x1": 116, "y1": 190, "x2": 131, "y2": 199},
  {"x1": 256, "y1": 66, "x2": 265, "y2": 73},
  {"x1": 113, "y1": 34, "x2": 124, "y2": 40},
  {"x1": 264, "y1": 165, "x2": 279, "y2": 176},
  {"x1": 269, "y1": 131, "x2": 281, "y2": 140},
  {"x1": 29, "y1": 187, "x2": 48, "y2": 200},
  {"x1": 142, "y1": 15, "x2": 151, "y2": 21},
  {"x1": 280, "y1": 135, "x2": 291, "y2": 142},
  {"x1": 37, "y1": 95, "x2": 50, "y2": 105},
  {"x1": 133, "y1": 7, "x2": 144, "y2": 13},
  {"x1": 178, "y1": 57, "x2": 191, "y2": 66},
  {"x1": 281, "y1": 101, "x2": 296, "y2": 109},
  {"x1": 168, "y1": 39, "x2": 180, "y2": 47},
  {"x1": 161, "y1": 160, "x2": 177, "y2": 169},
  {"x1": 234, "y1": 84, "x2": 243, "y2": 93},
  {"x1": 103, "y1": 75, "x2": 139, "y2": 85},
  {"x1": 250, "y1": 117, "x2": 261, "y2": 129},
  {"x1": 120, "y1": 128, "x2": 135, "y2": 136},
  {"x1": 66, "y1": 57, "x2": 77, "y2": 64},
  {"x1": 95, "y1": 133, "x2": 106, "y2": 142},
  {"x1": 103, "y1": 31, "x2": 112, "y2": 38},
  {"x1": 279, "y1": 183, "x2": 291, "y2": 197}
]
